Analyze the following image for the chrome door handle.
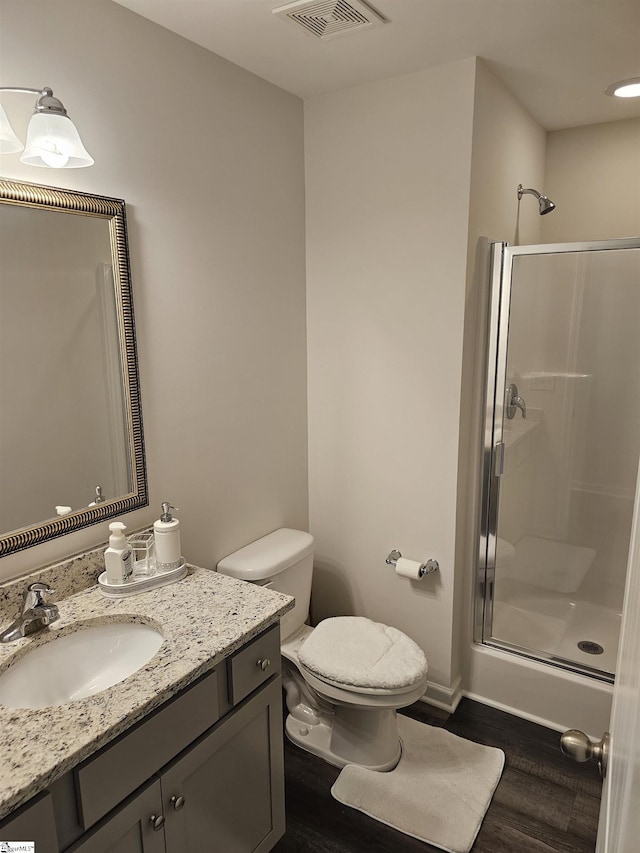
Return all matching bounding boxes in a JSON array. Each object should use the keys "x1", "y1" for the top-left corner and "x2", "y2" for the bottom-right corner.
[
  {"x1": 170, "y1": 794, "x2": 185, "y2": 811},
  {"x1": 560, "y1": 729, "x2": 610, "y2": 778},
  {"x1": 149, "y1": 813, "x2": 165, "y2": 830},
  {"x1": 505, "y1": 383, "x2": 527, "y2": 419}
]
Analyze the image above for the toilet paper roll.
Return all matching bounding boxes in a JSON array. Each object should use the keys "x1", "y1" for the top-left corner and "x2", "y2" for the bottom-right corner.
[{"x1": 395, "y1": 557, "x2": 423, "y2": 579}]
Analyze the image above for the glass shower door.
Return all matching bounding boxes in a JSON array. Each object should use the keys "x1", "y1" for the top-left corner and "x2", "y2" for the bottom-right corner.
[{"x1": 480, "y1": 239, "x2": 640, "y2": 679}]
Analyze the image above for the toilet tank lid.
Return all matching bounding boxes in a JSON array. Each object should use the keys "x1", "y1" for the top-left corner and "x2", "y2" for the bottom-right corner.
[{"x1": 217, "y1": 528, "x2": 315, "y2": 581}]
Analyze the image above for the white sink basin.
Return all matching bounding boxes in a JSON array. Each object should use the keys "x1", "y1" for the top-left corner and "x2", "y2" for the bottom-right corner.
[{"x1": 0, "y1": 622, "x2": 163, "y2": 709}]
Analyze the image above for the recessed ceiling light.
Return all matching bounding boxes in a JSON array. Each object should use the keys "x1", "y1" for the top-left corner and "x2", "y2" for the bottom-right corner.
[{"x1": 605, "y1": 77, "x2": 640, "y2": 98}]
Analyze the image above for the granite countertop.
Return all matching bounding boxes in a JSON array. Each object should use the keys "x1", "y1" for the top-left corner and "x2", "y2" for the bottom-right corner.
[{"x1": 0, "y1": 566, "x2": 293, "y2": 821}]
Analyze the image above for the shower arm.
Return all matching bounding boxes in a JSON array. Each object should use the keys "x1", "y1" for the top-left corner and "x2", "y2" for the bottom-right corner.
[{"x1": 517, "y1": 184, "x2": 542, "y2": 202}]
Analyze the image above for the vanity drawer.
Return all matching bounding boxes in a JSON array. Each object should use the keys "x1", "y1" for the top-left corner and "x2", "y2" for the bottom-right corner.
[
  {"x1": 75, "y1": 665, "x2": 221, "y2": 830},
  {"x1": 228, "y1": 624, "x2": 280, "y2": 706}
]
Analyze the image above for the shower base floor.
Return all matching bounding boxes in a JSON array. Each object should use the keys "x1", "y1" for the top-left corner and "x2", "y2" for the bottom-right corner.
[{"x1": 492, "y1": 596, "x2": 621, "y2": 674}]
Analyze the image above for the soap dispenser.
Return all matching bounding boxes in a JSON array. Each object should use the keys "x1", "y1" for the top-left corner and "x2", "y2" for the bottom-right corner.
[
  {"x1": 154, "y1": 502, "x2": 182, "y2": 572},
  {"x1": 104, "y1": 522, "x2": 134, "y2": 584}
]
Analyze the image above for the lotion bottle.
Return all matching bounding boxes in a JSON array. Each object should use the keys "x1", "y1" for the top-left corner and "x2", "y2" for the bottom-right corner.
[
  {"x1": 104, "y1": 521, "x2": 134, "y2": 584},
  {"x1": 154, "y1": 502, "x2": 182, "y2": 572}
]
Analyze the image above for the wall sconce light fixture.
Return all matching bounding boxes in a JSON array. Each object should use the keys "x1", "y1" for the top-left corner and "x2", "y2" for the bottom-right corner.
[{"x1": 0, "y1": 86, "x2": 94, "y2": 168}]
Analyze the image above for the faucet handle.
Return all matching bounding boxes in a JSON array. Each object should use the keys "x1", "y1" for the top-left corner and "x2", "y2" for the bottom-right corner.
[
  {"x1": 23, "y1": 582, "x2": 55, "y2": 611},
  {"x1": 505, "y1": 383, "x2": 527, "y2": 420}
]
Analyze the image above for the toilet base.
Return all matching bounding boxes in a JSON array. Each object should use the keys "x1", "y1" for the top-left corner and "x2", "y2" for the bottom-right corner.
[{"x1": 285, "y1": 707, "x2": 402, "y2": 771}]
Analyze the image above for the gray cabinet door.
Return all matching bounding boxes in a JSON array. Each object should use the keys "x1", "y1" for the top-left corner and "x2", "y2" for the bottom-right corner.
[
  {"x1": 0, "y1": 791, "x2": 58, "y2": 853},
  {"x1": 162, "y1": 676, "x2": 285, "y2": 853},
  {"x1": 75, "y1": 667, "x2": 221, "y2": 831},
  {"x1": 67, "y1": 780, "x2": 165, "y2": 853}
]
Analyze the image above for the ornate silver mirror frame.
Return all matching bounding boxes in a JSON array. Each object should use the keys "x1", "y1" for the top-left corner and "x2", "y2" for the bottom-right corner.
[{"x1": 0, "y1": 178, "x2": 147, "y2": 556}]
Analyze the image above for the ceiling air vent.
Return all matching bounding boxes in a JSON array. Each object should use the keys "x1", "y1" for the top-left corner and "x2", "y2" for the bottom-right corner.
[{"x1": 273, "y1": 0, "x2": 386, "y2": 40}]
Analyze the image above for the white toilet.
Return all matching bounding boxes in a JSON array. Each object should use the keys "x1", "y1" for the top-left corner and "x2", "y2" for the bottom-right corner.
[{"x1": 217, "y1": 528, "x2": 428, "y2": 771}]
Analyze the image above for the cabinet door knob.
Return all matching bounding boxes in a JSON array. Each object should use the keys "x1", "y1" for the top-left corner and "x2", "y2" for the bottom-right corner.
[
  {"x1": 171, "y1": 795, "x2": 186, "y2": 811},
  {"x1": 257, "y1": 658, "x2": 271, "y2": 671},
  {"x1": 149, "y1": 813, "x2": 165, "y2": 830}
]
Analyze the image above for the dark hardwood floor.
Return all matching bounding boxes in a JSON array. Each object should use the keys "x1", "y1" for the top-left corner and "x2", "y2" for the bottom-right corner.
[{"x1": 272, "y1": 698, "x2": 602, "y2": 853}]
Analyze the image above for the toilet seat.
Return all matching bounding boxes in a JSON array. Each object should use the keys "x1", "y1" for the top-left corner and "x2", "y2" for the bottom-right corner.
[
  {"x1": 283, "y1": 620, "x2": 427, "y2": 708},
  {"x1": 298, "y1": 660, "x2": 428, "y2": 709},
  {"x1": 299, "y1": 663, "x2": 427, "y2": 697},
  {"x1": 297, "y1": 616, "x2": 428, "y2": 691}
]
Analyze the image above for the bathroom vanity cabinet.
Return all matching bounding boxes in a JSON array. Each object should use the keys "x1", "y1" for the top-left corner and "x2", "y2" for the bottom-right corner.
[{"x1": 0, "y1": 624, "x2": 284, "y2": 853}]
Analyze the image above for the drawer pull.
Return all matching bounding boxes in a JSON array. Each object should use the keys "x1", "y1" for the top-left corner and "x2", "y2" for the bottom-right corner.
[
  {"x1": 257, "y1": 658, "x2": 271, "y2": 672},
  {"x1": 150, "y1": 813, "x2": 165, "y2": 830},
  {"x1": 171, "y1": 795, "x2": 186, "y2": 811}
]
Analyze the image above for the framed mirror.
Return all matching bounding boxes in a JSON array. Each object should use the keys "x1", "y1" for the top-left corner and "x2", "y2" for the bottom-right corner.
[{"x1": 0, "y1": 178, "x2": 147, "y2": 556}]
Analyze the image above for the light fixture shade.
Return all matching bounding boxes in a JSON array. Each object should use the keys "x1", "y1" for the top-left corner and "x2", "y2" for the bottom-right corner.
[
  {"x1": 0, "y1": 103, "x2": 24, "y2": 154},
  {"x1": 20, "y1": 112, "x2": 94, "y2": 168},
  {"x1": 605, "y1": 77, "x2": 640, "y2": 98}
]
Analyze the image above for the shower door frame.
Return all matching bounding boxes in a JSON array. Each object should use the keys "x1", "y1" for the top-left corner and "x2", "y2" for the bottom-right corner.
[{"x1": 475, "y1": 236, "x2": 640, "y2": 682}]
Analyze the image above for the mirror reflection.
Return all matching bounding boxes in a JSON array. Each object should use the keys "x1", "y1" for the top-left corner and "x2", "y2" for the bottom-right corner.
[{"x1": 0, "y1": 180, "x2": 147, "y2": 556}]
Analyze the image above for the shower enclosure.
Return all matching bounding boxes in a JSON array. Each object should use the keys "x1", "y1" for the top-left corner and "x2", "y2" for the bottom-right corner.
[{"x1": 476, "y1": 238, "x2": 640, "y2": 681}]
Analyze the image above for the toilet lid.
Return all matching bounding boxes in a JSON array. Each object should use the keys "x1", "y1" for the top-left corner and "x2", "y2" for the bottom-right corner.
[{"x1": 297, "y1": 616, "x2": 427, "y2": 690}]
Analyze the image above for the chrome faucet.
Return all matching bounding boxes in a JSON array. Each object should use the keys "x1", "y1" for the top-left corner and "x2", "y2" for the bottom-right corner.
[
  {"x1": 505, "y1": 383, "x2": 527, "y2": 420},
  {"x1": 0, "y1": 582, "x2": 59, "y2": 643}
]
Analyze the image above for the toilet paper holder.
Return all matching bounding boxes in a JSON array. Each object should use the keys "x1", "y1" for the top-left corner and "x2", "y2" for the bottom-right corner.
[{"x1": 385, "y1": 549, "x2": 439, "y2": 577}]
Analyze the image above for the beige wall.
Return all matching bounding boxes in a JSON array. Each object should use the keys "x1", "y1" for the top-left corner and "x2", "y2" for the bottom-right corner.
[
  {"x1": 305, "y1": 58, "x2": 477, "y2": 707},
  {"x1": 0, "y1": 0, "x2": 308, "y2": 580},
  {"x1": 541, "y1": 117, "x2": 640, "y2": 243},
  {"x1": 466, "y1": 60, "x2": 546, "y2": 257}
]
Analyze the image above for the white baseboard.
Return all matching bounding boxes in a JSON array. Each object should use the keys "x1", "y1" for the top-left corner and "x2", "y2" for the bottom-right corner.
[
  {"x1": 462, "y1": 690, "x2": 567, "y2": 733},
  {"x1": 418, "y1": 675, "x2": 463, "y2": 714},
  {"x1": 422, "y1": 685, "x2": 594, "y2": 735}
]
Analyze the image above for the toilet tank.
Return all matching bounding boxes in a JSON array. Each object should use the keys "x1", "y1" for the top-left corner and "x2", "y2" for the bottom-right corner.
[{"x1": 217, "y1": 528, "x2": 315, "y2": 641}]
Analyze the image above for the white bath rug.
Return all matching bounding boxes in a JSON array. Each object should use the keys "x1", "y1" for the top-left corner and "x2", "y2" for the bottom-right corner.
[{"x1": 331, "y1": 716, "x2": 504, "y2": 853}]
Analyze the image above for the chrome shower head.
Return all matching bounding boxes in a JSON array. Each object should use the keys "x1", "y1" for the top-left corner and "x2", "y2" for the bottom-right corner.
[
  {"x1": 537, "y1": 194, "x2": 556, "y2": 215},
  {"x1": 517, "y1": 184, "x2": 556, "y2": 215}
]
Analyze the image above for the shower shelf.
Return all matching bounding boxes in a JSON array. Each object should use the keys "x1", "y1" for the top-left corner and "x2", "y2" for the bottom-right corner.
[{"x1": 501, "y1": 409, "x2": 541, "y2": 450}]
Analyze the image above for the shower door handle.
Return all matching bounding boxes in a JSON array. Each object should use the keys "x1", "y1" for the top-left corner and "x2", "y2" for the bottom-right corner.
[
  {"x1": 494, "y1": 442, "x2": 505, "y2": 477},
  {"x1": 560, "y1": 729, "x2": 610, "y2": 778}
]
